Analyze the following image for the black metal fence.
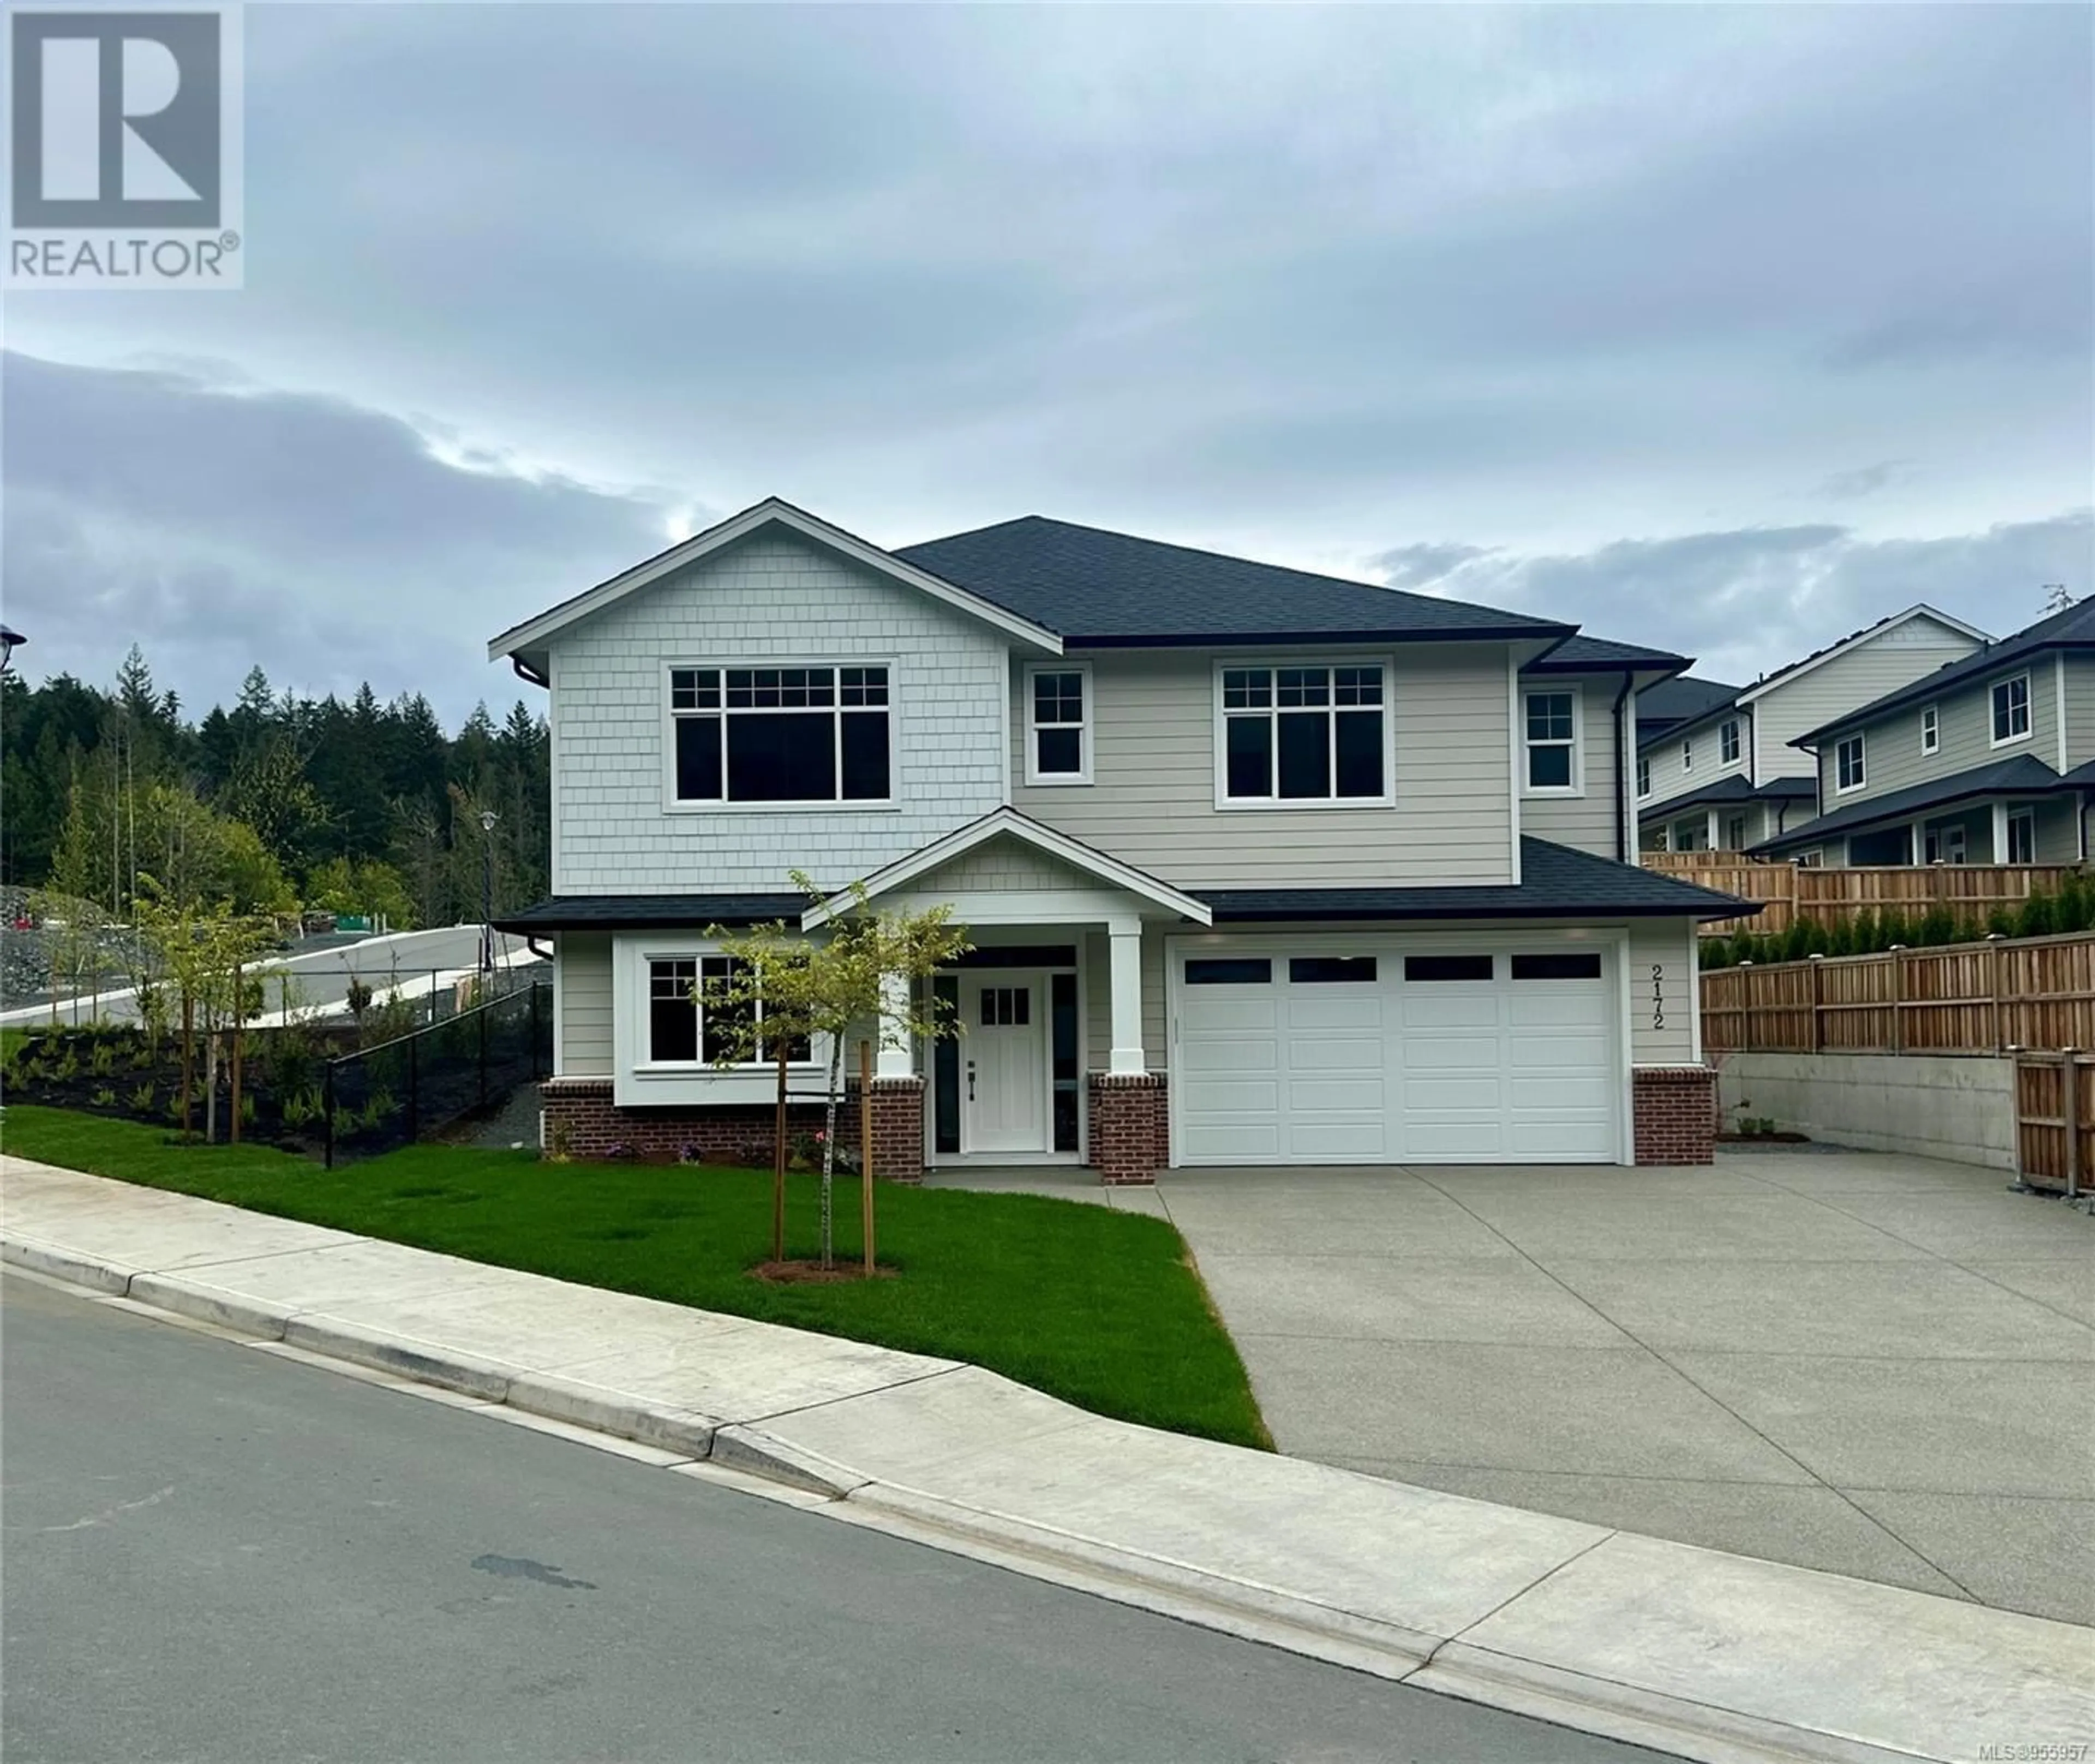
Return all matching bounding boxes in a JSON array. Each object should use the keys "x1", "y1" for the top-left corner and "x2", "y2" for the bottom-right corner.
[{"x1": 323, "y1": 980, "x2": 551, "y2": 1167}]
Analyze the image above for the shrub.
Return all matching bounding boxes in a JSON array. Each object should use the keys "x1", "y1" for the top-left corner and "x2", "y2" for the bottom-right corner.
[
  {"x1": 88, "y1": 1040, "x2": 116, "y2": 1078},
  {"x1": 129, "y1": 1081, "x2": 155, "y2": 1112},
  {"x1": 281, "y1": 1089, "x2": 320, "y2": 1130},
  {"x1": 2015, "y1": 893, "x2": 2058, "y2": 939},
  {"x1": 91, "y1": 1085, "x2": 116, "y2": 1107}
]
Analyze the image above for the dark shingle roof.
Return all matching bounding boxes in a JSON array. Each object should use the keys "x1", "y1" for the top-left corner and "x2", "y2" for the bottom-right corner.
[
  {"x1": 1637, "y1": 775, "x2": 1817, "y2": 818},
  {"x1": 496, "y1": 895, "x2": 804, "y2": 932},
  {"x1": 896, "y1": 517, "x2": 1575, "y2": 646},
  {"x1": 1635, "y1": 675, "x2": 1743, "y2": 740},
  {"x1": 1751, "y1": 757, "x2": 2067, "y2": 853},
  {"x1": 1199, "y1": 838, "x2": 1754, "y2": 922},
  {"x1": 1527, "y1": 635, "x2": 1691, "y2": 674},
  {"x1": 1794, "y1": 600, "x2": 2095, "y2": 747}
]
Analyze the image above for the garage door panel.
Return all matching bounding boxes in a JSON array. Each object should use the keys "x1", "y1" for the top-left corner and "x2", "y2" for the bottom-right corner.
[
  {"x1": 1510, "y1": 992, "x2": 1611, "y2": 1030},
  {"x1": 1188, "y1": 994, "x2": 1279, "y2": 1031},
  {"x1": 1408, "y1": 1119, "x2": 1509, "y2": 1160},
  {"x1": 1403, "y1": 1035, "x2": 1504, "y2": 1071},
  {"x1": 1182, "y1": 1121, "x2": 1281, "y2": 1161},
  {"x1": 1403, "y1": 1076, "x2": 1501, "y2": 1112},
  {"x1": 1507, "y1": 1119, "x2": 1614, "y2": 1158},
  {"x1": 1183, "y1": 1036, "x2": 1280, "y2": 1074},
  {"x1": 1288, "y1": 1077, "x2": 1386, "y2": 1114},
  {"x1": 1287, "y1": 993, "x2": 1384, "y2": 1031},
  {"x1": 1512, "y1": 1076, "x2": 1613, "y2": 1111},
  {"x1": 1290, "y1": 1120, "x2": 1390, "y2": 1160},
  {"x1": 1507, "y1": 1035, "x2": 1612, "y2": 1071},
  {"x1": 1289, "y1": 1035, "x2": 1384, "y2": 1071},
  {"x1": 1401, "y1": 995, "x2": 1501, "y2": 1030}
]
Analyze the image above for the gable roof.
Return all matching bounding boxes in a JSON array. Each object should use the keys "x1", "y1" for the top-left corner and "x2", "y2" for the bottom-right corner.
[
  {"x1": 1201, "y1": 837, "x2": 1756, "y2": 922},
  {"x1": 1525, "y1": 634, "x2": 1691, "y2": 675},
  {"x1": 1750, "y1": 755, "x2": 2067, "y2": 854},
  {"x1": 801, "y1": 808, "x2": 1212, "y2": 928},
  {"x1": 1636, "y1": 675, "x2": 1744, "y2": 739},
  {"x1": 1792, "y1": 598, "x2": 2095, "y2": 748},
  {"x1": 893, "y1": 516, "x2": 1576, "y2": 648},
  {"x1": 486, "y1": 498, "x2": 1064, "y2": 666}
]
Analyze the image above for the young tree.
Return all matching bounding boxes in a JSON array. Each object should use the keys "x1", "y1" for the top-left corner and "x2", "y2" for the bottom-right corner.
[{"x1": 705, "y1": 873, "x2": 971, "y2": 1270}]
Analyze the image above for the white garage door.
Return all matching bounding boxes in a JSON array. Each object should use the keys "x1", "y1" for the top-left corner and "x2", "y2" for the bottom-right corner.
[{"x1": 1174, "y1": 944, "x2": 1619, "y2": 1165}]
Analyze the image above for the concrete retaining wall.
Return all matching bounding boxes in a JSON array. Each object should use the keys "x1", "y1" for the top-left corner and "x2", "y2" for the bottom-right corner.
[{"x1": 1716, "y1": 1052, "x2": 2015, "y2": 1171}]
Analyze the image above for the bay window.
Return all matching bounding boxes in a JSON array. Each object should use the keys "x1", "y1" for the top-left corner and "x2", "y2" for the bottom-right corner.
[
  {"x1": 1218, "y1": 663, "x2": 1387, "y2": 804},
  {"x1": 669, "y1": 664, "x2": 891, "y2": 804}
]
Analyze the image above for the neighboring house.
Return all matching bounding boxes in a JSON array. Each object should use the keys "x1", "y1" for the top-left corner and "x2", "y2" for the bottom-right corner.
[
  {"x1": 1635, "y1": 607, "x2": 1988, "y2": 854},
  {"x1": 487, "y1": 499, "x2": 1746, "y2": 1181},
  {"x1": 1752, "y1": 599, "x2": 2095, "y2": 868}
]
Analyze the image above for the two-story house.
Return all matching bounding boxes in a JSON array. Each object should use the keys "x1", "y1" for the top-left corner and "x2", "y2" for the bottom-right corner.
[
  {"x1": 1752, "y1": 599, "x2": 2095, "y2": 868},
  {"x1": 487, "y1": 499, "x2": 1747, "y2": 1181},
  {"x1": 1635, "y1": 608, "x2": 1988, "y2": 855}
]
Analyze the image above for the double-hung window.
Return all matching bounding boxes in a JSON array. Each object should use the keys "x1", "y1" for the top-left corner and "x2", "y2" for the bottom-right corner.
[
  {"x1": 1836, "y1": 734, "x2": 1866, "y2": 793},
  {"x1": 1026, "y1": 666, "x2": 1090, "y2": 784},
  {"x1": 1218, "y1": 664, "x2": 1386, "y2": 803},
  {"x1": 1636, "y1": 755, "x2": 1651, "y2": 799},
  {"x1": 647, "y1": 956, "x2": 810, "y2": 1066},
  {"x1": 669, "y1": 665, "x2": 890, "y2": 805},
  {"x1": 1991, "y1": 674, "x2": 2031, "y2": 746},
  {"x1": 1681, "y1": 738, "x2": 1693, "y2": 772},
  {"x1": 1920, "y1": 705, "x2": 1940, "y2": 754},
  {"x1": 1720, "y1": 718, "x2": 1740, "y2": 765},
  {"x1": 1523, "y1": 691, "x2": 1577, "y2": 791}
]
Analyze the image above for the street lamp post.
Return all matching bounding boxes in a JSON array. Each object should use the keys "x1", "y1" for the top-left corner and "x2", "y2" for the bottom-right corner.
[{"x1": 478, "y1": 809, "x2": 499, "y2": 974}]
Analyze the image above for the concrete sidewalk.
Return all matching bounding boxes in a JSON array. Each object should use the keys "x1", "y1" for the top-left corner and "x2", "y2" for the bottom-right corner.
[{"x1": 4, "y1": 1153, "x2": 2088, "y2": 1764}]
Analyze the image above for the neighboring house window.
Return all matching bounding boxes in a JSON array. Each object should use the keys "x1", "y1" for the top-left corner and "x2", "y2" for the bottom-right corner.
[
  {"x1": 1026, "y1": 665, "x2": 1091, "y2": 785},
  {"x1": 1523, "y1": 691, "x2": 1578, "y2": 791},
  {"x1": 1836, "y1": 734, "x2": 1866, "y2": 793},
  {"x1": 668, "y1": 665, "x2": 890, "y2": 804},
  {"x1": 1924, "y1": 824, "x2": 1967, "y2": 865},
  {"x1": 647, "y1": 956, "x2": 810, "y2": 1066},
  {"x1": 1672, "y1": 818, "x2": 1706, "y2": 852},
  {"x1": 1920, "y1": 706, "x2": 1940, "y2": 754},
  {"x1": 1681, "y1": 738, "x2": 1692, "y2": 772},
  {"x1": 1720, "y1": 718, "x2": 1740, "y2": 765},
  {"x1": 1991, "y1": 674, "x2": 2031, "y2": 745},
  {"x1": 1797, "y1": 849, "x2": 1823, "y2": 868},
  {"x1": 1725, "y1": 813, "x2": 1747, "y2": 849},
  {"x1": 1636, "y1": 755, "x2": 1651, "y2": 799},
  {"x1": 1218, "y1": 664, "x2": 1386, "y2": 803},
  {"x1": 2006, "y1": 809, "x2": 2036, "y2": 865}
]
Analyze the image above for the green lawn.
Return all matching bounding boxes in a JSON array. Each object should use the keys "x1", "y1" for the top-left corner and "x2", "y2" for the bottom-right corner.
[{"x1": 1, "y1": 1105, "x2": 1268, "y2": 1451}]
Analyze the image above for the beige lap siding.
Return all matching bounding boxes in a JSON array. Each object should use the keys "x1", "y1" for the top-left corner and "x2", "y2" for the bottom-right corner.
[{"x1": 558, "y1": 933, "x2": 614, "y2": 1076}]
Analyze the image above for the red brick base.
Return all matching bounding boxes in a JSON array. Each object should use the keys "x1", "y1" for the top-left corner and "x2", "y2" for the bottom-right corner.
[
  {"x1": 1087, "y1": 1072, "x2": 1168, "y2": 1185},
  {"x1": 538, "y1": 1077, "x2": 865, "y2": 1171},
  {"x1": 867, "y1": 1077, "x2": 925, "y2": 1184},
  {"x1": 1633, "y1": 1066, "x2": 1717, "y2": 1165}
]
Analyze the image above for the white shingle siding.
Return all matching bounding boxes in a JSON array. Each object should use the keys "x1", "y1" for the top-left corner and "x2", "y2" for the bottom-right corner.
[
  {"x1": 1518, "y1": 675, "x2": 1624, "y2": 859},
  {"x1": 546, "y1": 532, "x2": 1007, "y2": 894},
  {"x1": 1008, "y1": 645, "x2": 1516, "y2": 887},
  {"x1": 558, "y1": 932, "x2": 614, "y2": 1075},
  {"x1": 909, "y1": 838, "x2": 1108, "y2": 894}
]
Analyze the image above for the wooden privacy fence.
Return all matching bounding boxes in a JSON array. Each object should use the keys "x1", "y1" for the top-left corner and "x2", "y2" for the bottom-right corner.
[
  {"x1": 1701, "y1": 929, "x2": 2095, "y2": 1056},
  {"x1": 2010, "y1": 1052, "x2": 2092, "y2": 1197},
  {"x1": 1644, "y1": 853, "x2": 2085, "y2": 938}
]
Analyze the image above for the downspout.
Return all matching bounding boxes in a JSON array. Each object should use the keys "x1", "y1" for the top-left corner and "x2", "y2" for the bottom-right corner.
[
  {"x1": 526, "y1": 936, "x2": 554, "y2": 962},
  {"x1": 511, "y1": 656, "x2": 549, "y2": 689},
  {"x1": 1612, "y1": 673, "x2": 1635, "y2": 862}
]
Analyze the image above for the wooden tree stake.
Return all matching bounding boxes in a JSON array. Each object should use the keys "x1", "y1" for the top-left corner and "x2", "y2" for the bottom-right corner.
[
  {"x1": 180, "y1": 989, "x2": 194, "y2": 1138},
  {"x1": 773, "y1": 1041, "x2": 789, "y2": 1264},
  {"x1": 860, "y1": 1038, "x2": 875, "y2": 1277},
  {"x1": 229, "y1": 959, "x2": 244, "y2": 1144}
]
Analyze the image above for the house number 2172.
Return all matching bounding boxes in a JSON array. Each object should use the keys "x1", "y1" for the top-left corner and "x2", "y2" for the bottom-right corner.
[{"x1": 1651, "y1": 964, "x2": 1666, "y2": 1033}]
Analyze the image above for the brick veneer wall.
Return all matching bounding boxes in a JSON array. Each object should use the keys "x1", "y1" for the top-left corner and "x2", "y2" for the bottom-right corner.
[
  {"x1": 1632, "y1": 1066, "x2": 1717, "y2": 1165},
  {"x1": 866, "y1": 1077, "x2": 925, "y2": 1183},
  {"x1": 538, "y1": 1077, "x2": 865, "y2": 1170},
  {"x1": 1088, "y1": 1072, "x2": 1168, "y2": 1185}
]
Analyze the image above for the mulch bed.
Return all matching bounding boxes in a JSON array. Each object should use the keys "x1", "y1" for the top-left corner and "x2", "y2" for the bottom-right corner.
[{"x1": 751, "y1": 1259, "x2": 899, "y2": 1285}]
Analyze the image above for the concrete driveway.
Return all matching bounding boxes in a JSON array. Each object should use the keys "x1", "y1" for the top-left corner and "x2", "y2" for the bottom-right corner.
[{"x1": 933, "y1": 1151, "x2": 2094, "y2": 1626}]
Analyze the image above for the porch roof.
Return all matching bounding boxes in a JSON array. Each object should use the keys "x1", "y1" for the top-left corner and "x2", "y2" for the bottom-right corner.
[
  {"x1": 1749, "y1": 756, "x2": 2068, "y2": 855},
  {"x1": 1639, "y1": 775, "x2": 1818, "y2": 822}
]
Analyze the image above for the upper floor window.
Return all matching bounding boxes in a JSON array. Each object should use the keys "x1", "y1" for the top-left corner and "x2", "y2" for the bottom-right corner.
[
  {"x1": 647, "y1": 956, "x2": 811, "y2": 1067},
  {"x1": 1720, "y1": 718, "x2": 1740, "y2": 766},
  {"x1": 1636, "y1": 755, "x2": 1651, "y2": 799},
  {"x1": 1217, "y1": 664, "x2": 1386, "y2": 805},
  {"x1": 1836, "y1": 733, "x2": 1866, "y2": 793},
  {"x1": 1681, "y1": 738, "x2": 1693, "y2": 772},
  {"x1": 1523, "y1": 691, "x2": 1578, "y2": 792},
  {"x1": 668, "y1": 664, "x2": 890, "y2": 805},
  {"x1": 1026, "y1": 665, "x2": 1091, "y2": 785},
  {"x1": 1921, "y1": 705, "x2": 1940, "y2": 754},
  {"x1": 1991, "y1": 674, "x2": 2031, "y2": 746}
]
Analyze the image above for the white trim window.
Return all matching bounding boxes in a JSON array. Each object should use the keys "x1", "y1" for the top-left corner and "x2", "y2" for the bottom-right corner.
[
  {"x1": 645, "y1": 955, "x2": 810, "y2": 1067},
  {"x1": 1636, "y1": 755, "x2": 1651, "y2": 799},
  {"x1": 1217, "y1": 663, "x2": 1390, "y2": 805},
  {"x1": 1522, "y1": 691, "x2": 1581, "y2": 794},
  {"x1": 1681, "y1": 737, "x2": 1693, "y2": 773},
  {"x1": 1725, "y1": 812, "x2": 1747, "y2": 850},
  {"x1": 1720, "y1": 718, "x2": 1740, "y2": 766},
  {"x1": 1924, "y1": 823, "x2": 1967, "y2": 865},
  {"x1": 2006, "y1": 809, "x2": 2036, "y2": 865},
  {"x1": 1920, "y1": 705, "x2": 1940, "y2": 755},
  {"x1": 1991, "y1": 674, "x2": 2031, "y2": 746},
  {"x1": 1796, "y1": 848, "x2": 1824, "y2": 868},
  {"x1": 1025, "y1": 664, "x2": 1091, "y2": 785},
  {"x1": 1836, "y1": 734, "x2": 1866, "y2": 794},
  {"x1": 667, "y1": 664, "x2": 891, "y2": 806}
]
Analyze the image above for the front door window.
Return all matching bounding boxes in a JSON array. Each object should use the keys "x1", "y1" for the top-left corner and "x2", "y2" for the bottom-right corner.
[{"x1": 964, "y1": 977, "x2": 1048, "y2": 1154}]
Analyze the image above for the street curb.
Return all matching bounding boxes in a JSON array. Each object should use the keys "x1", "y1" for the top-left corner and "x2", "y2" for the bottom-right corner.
[{"x1": 5, "y1": 1207, "x2": 2087, "y2": 1764}]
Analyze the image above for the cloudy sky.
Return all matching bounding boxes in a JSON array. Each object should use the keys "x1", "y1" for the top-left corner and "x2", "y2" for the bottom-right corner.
[{"x1": 5, "y1": 4, "x2": 2091, "y2": 722}]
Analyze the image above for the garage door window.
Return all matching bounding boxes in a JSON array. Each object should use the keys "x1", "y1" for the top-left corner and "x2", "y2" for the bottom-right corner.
[
  {"x1": 1186, "y1": 958, "x2": 1272, "y2": 985},
  {"x1": 1511, "y1": 952, "x2": 1604, "y2": 980},
  {"x1": 1405, "y1": 955, "x2": 1495, "y2": 982},
  {"x1": 1288, "y1": 956, "x2": 1378, "y2": 983}
]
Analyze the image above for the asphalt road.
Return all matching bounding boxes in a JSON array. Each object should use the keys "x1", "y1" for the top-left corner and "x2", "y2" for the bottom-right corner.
[{"x1": 0, "y1": 1275, "x2": 1671, "y2": 1764}]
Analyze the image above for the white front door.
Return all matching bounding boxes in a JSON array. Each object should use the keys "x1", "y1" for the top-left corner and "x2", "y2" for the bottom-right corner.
[{"x1": 963, "y1": 976, "x2": 1048, "y2": 1154}]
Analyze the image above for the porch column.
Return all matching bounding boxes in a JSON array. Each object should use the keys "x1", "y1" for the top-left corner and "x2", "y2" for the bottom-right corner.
[
  {"x1": 1911, "y1": 819, "x2": 1926, "y2": 866},
  {"x1": 1707, "y1": 809, "x2": 1721, "y2": 851},
  {"x1": 1991, "y1": 800, "x2": 2012, "y2": 865},
  {"x1": 876, "y1": 969, "x2": 914, "y2": 1079},
  {"x1": 1108, "y1": 920, "x2": 1145, "y2": 1075}
]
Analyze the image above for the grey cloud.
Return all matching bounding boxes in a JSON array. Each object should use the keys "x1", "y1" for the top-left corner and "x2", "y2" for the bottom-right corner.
[
  {"x1": 1, "y1": 351, "x2": 677, "y2": 718},
  {"x1": 1816, "y1": 461, "x2": 1915, "y2": 502}
]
